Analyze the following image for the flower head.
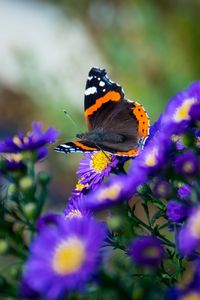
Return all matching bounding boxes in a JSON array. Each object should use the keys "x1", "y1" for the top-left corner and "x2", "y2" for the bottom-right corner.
[
  {"x1": 128, "y1": 236, "x2": 164, "y2": 267},
  {"x1": 131, "y1": 131, "x2": 171, "y2": 176},
  {"x1": 189, "y1": 102, "x2": 200, "y2": 121},
  {"x1": 153, "y1": 179, "x2": 172, "y2": 199},
  {"x1": 175, "y1": 150, "x2": 199, "y2": 177},
  {"x1": 178, "y1": 207, "x2": 200, "y2": 256},
  {"x1": 167, "y1": 200, "x2": 188, "y2": 223},
  {"x1": 161, "y1": 82, "x2": 200, "y2": 134},
  {"x1": 77, "y1": 151, "x2": 118, "y2": 189},
  {"x1": 23, "y1": 215, "x2": 106, "y2": 300},
  {"x1": 0, "y1": 122, "x2": 59, "y2": 161},
  {"x1": 178, "y1": 184, "x2": 192, "y2": 200}
]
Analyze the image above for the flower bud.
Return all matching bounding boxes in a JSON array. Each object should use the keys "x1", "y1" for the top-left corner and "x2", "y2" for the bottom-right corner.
[
  {"x1": 7, "y1": 183, "x2": 18, "y2": 197},
  {"x1": 23, "y1": 203, "x2": 36, "y2": 219},
  {"x1": 0, "y1": 239, "x2": 9, "y2": 254},
  {"x1": 37, "y1": 171, "x2": 50, "y2": 185},
  {"x1": 107, "y1": 216, "x2": 122, "y2": 230},
  {"x1": 19, "y1": 176, "x2": 33, "y2": 191}
]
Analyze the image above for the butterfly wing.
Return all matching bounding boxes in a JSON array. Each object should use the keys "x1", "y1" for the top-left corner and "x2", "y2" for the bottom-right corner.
[
  {"x1": 54, "y1": 141, "x2": 98, "y2": 154},
  {"x1": 84, "y1": 67, "x2": 150, "y2": 156},
  {"x1": 84, "y1": 67, "x2": 124, "y2": 130}
]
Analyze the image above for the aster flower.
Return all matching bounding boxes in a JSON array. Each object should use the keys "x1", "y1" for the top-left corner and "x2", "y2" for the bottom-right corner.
[
  {"x1": 174, "y1": 150, "x2": 199, "y2": 177},
  {"x1": 83, "y1": 172, "x2": 145, "y2": 211},
  {"x1": 77, "y1": 151, "x2": 118, "y2": 189},
  {"x1": 64, "y1": 193, "x2": 92, "y2": 219},
  {"x1": 130, "y1": 131, "x2": 172, "y2": 176},
  {"x1": 127, "y1": 236, "x2": 164, "y2": 267},
  {"x1": 178, "y1": 207, "x2": 200, "y2": 256},
  {"x1": 178, "y1": 184, "x2": 192, "y2": 200},
  {"x1": 161, "y1": 82, "x2": 200, "y2": 135},
  {"x1": 153, "y1": 179, "x2": 172, "y2": 199},
  {"x1": 0, "y1": 154, "x2": 26, "y2": 173},
  {"x1": 166, "y1": 200, "x2": 188, "y2": 223},
  {"x1": 23, "y1": 215, "x2": 106, "y2": 300},
  {"x1": 189, "y1": 102, "x2": 200, "y2": 121},
  {"x1": 0, "y1": 122, "x2": 59, "y2": 161}
]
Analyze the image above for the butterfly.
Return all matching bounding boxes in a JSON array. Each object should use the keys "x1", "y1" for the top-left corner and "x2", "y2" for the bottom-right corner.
[{"x1": 54, "y1": 67, "x2": 150, "y2": 157}]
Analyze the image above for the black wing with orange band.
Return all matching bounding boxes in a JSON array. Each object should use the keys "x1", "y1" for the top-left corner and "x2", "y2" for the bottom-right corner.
[{"x1": 84, "y1": 67, "x2": 124, "y2": 130}]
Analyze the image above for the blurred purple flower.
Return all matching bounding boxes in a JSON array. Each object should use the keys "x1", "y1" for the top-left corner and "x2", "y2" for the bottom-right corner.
[
  {"x1": 161, "y1": 82, "x2": 200, "y2": 135},
  {"x1": 190, "y1": 102, "x2": 200, "y2": 121},
  {"x1": 128, "y1": 236, "x2": 164, "y2": 267},
  {"x1": 178, "y1": 207, "x2": 200, "y2": 256},
  {"x1": 23, "y1": 216, "x2": 106, "y2": 300},
  {"x1": 178, "y1": 184, "x2": 192, "y2": 200},
  {"x1": 153, "y1": 179, "x2": 172, "y2": 199},
  {"x1": 166, "y1": 200, "x2": 188, "y2": 223},
  {"x1": 0, "y1": 122, "x2": 60, "y2": 161},
  {"x1": 131, "y1": 131, "x2": 172, "y2": 176},
  {"x1": 19, "y1": 278, "x2": 39, "y2": 299},
  {"x1": 175, "y1": 150, "x2": 199, "y2": 177}
]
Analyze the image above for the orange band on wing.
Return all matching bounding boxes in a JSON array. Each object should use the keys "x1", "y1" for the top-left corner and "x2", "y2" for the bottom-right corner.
[
  {"x1": 85, "y1": 91, "x2": 121, "y2": 117},
  {"x1": 132, "y1": 102, "x2": 150, "y2": 138},
  {"x1": 116, "y1": 148, "x2": 139, "y2": 157},
  {"x1": 73, "y1": 141, "x2": 97, "y2": 151}
]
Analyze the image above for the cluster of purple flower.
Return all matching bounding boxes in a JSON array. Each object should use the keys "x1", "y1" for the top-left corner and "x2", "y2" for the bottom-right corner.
[{"x1": 0, "y1": 82, "x2": 200, "y2": 300}]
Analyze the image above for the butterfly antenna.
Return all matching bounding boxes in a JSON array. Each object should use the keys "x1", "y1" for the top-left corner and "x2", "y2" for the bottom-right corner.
[{"x1": 63, "y1": 110, "x2": 79, "y2": 131}]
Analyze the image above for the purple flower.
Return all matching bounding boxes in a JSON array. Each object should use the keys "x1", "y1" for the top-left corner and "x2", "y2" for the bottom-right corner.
[
  {"x1": 178, "y1": 207, "x2": 200, "y2": 256},
  {"x1": 190, "y1": 102, "x2": 200, "y2": 121},
  {"x1": 19, "y1": 278, "x2": 39, "y2": 299},
  {"x1": 167, "y1": 200, "x2": 188, "y2": 223},
  {"x1": 128, "y1": 236, "x2": 164, "y2": 267},
  {"x1": 175, "y1": 150, "x2": 199, "y2": 177},
  {"x1": 131, "y1": 131, "x2": 171, "y2": 176},
  {"x1": 77, "y1": 151, "x2": 118, "y2": 189},
  {"x1": 83, "y1": 172, "x2": 145, "y2": 211},
  {"x1": 0, "y1": 122, "x2": 59, "y2": 160},
  {"x1": 178, "y1": 184, "x2": 192, "y2": 200},
  {"x1": 153, "y1": 179, "x2": 172, "y2": 199},
  {"x1": 64, "y1": 194, "x2": 92, "y2": 219},
  {"x1": 0, "y1": 155, "x2": 26, "y2": 173},
  {"x1": 23, "y1": 215, "x2": 106, "y2": 300},
  {"x1": 161, "y1": 82, "x2": 200, "y2": 135}
]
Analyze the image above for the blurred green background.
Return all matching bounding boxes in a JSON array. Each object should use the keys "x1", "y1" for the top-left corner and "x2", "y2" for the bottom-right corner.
[{"x1": 0, "y1": 0, "x2": 200, "y2": 210}]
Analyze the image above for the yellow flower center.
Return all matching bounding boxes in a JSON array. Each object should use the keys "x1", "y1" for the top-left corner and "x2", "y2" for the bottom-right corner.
[
  {"x1": 189, "y1": 210, "x2": 200, "y2": 239},
  {"x1": 98, "y1": 183, "x2": 122, "y2": 202},
  {"x1": 173, "y1": 98, "x2": 197, "y2": 122},
  {"x1": 180, "y1": 292, "x2": 200, "y2": 300},
  {"x1": 183, "y1": 162, "x2": 194, "y2": 173},
  {"x1": 75, "y1": 178, "x2": 88, "y2": 191},
  {"x1": 91, "y1": 151, "x2": 111, "y2": 173},
  {"x1": 3, "y1": 153, "x2": 22, "y2": 162},
  {"x1": 157, "y1": 184, "x2": 166, "y2": 196},
  {"x1": 52, "y1": 237, "x2": 85, "y2": 275},
  {"x1": 145, "y1": 148, "x2": 158, "y2": 167},
  {"x1": 65, "y1": 209, "x2": 83, "y2": 219},
  {"x1": 143, "y1": 246, "x2": 160, "y2": 258}
]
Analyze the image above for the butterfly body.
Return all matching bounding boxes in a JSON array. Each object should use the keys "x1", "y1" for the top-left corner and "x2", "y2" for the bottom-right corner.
[{"x1": 55, "y1": 67, "x2": 150, "y2": 157}]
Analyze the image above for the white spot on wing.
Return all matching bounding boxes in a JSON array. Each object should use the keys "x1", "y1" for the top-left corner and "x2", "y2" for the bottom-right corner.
[
  {"x1": 99, "y1": 81, "x2": 105, "y2": 87},
  {"x1": 85, "y1": 87, "x2": 97, "y2": 96},
  {"x1": 88, "y1": 76, "x2": 93, "y2": 80},
  {"x1": 61, "y1": 144, "x2": 70, "y2": 148}
]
